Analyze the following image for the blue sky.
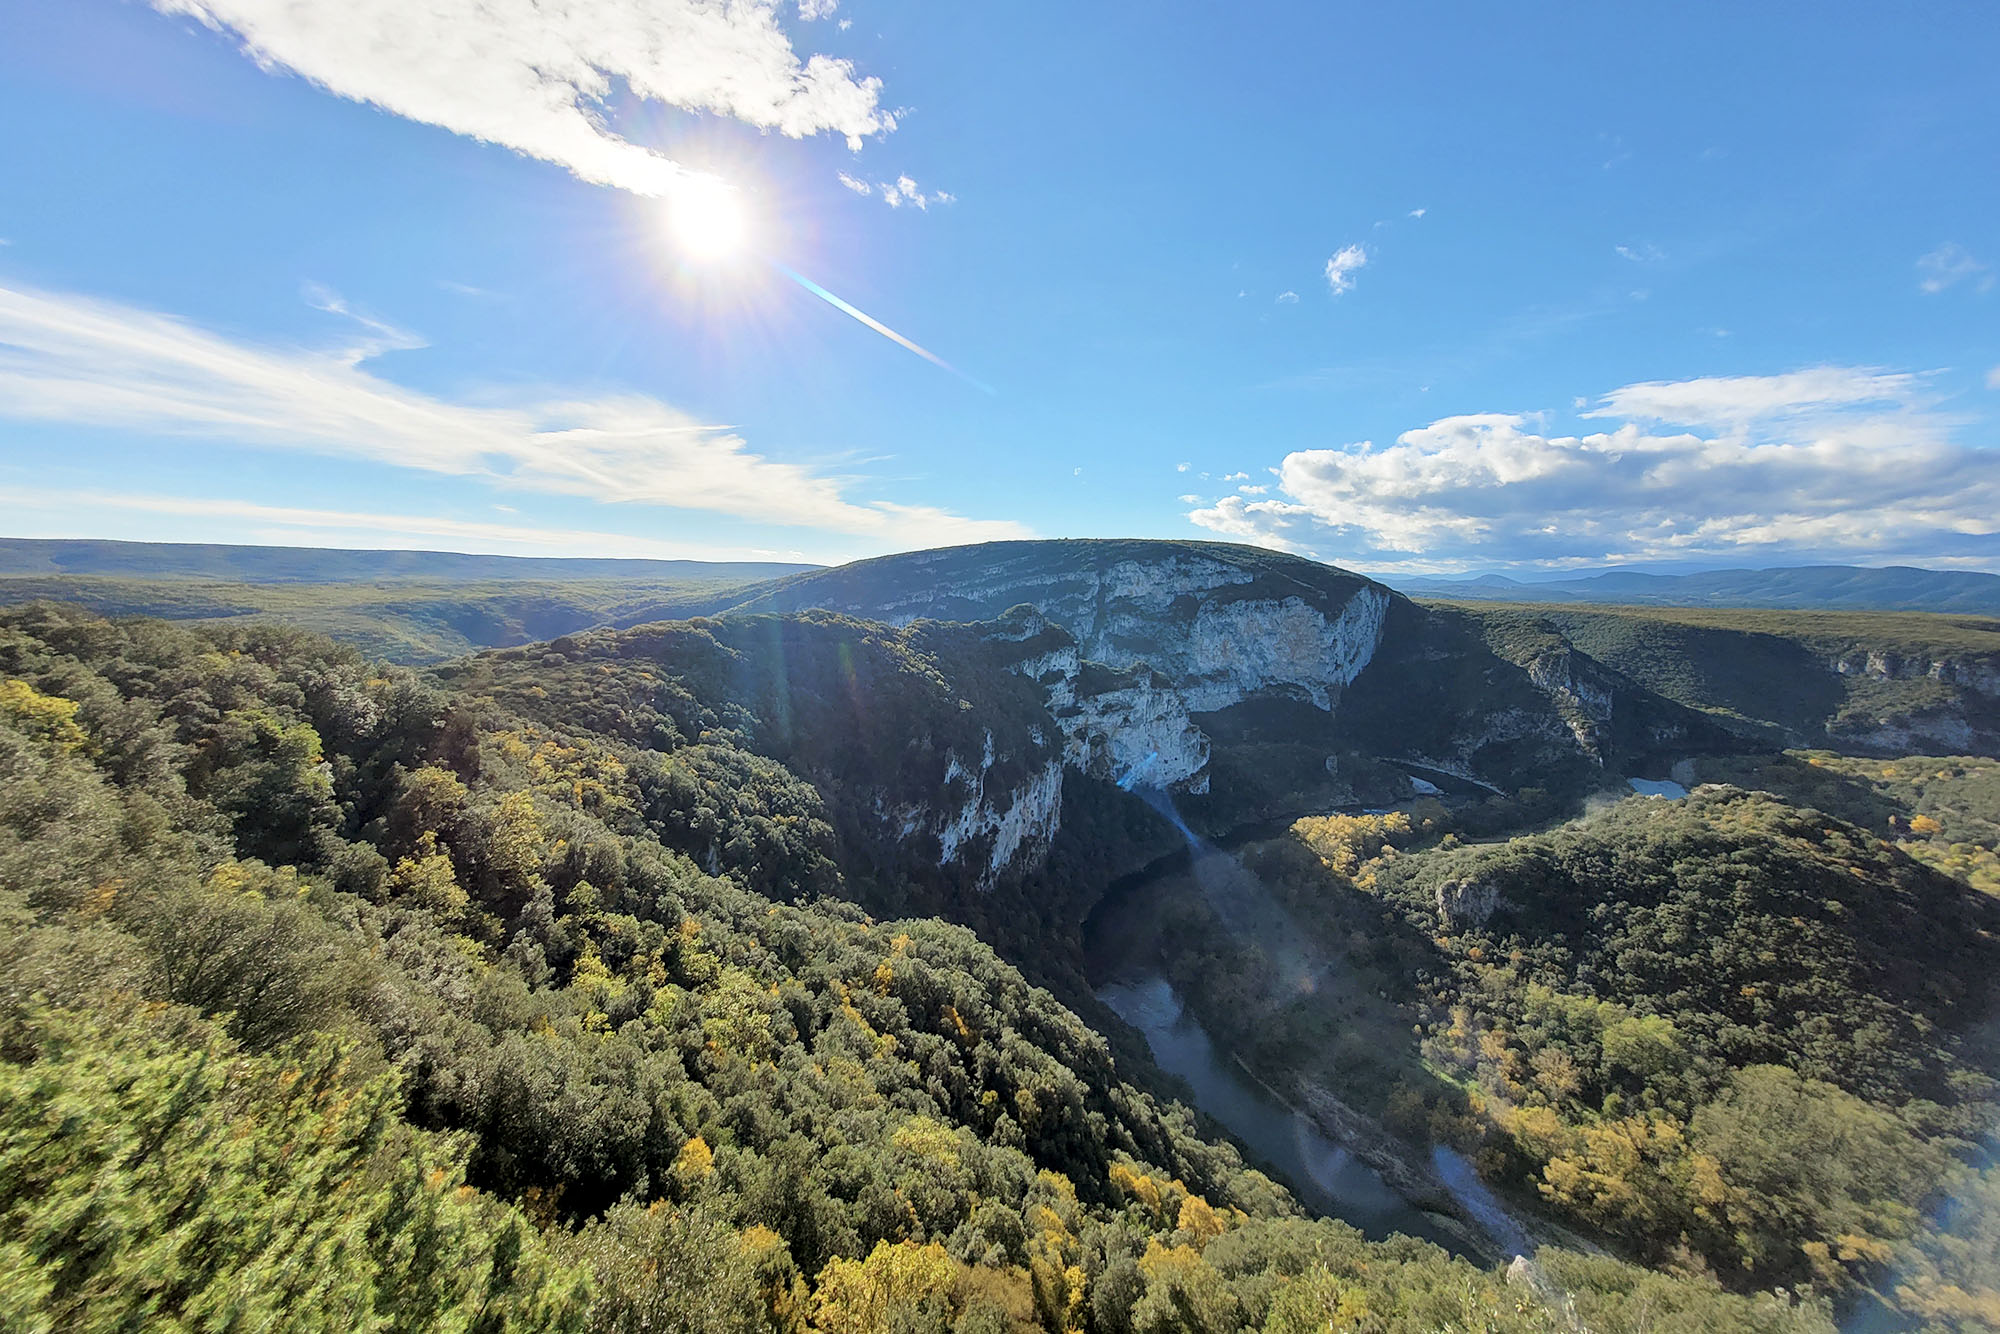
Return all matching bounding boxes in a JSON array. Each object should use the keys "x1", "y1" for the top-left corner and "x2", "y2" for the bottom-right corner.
[{"x1": 0, "y1": 0, "x2": 1995, "y2": 574}]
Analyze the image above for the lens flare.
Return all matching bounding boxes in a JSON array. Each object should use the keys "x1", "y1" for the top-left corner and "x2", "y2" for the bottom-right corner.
[
  {"x1": 778, "y1": 266, "x2": 995, "y2": 395},
  {"x1": 655, "y1": 174, "x2": 991, "y2": 392}
]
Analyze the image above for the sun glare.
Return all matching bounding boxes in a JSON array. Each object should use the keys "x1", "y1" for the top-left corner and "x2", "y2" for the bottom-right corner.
[{"x1": 668, "y1": 178, "x2": 751, "y2": 263}]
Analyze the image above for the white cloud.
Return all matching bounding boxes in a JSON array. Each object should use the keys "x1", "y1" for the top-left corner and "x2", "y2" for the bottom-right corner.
[
  {"x1": 1614, "y1": 242, "x2": 1664, "y2": 264},
  {"x1": 1221, "y1": 471, "x2": 1249, "y2": 482},
  {"x1": 1408, "y1": 208, "x2": 1426, "y2": 219},
  {"x1": 1176, "y1": 462, "x2": 1190, "y2": 472},
  {"x1": 153, "y1": 0, "x2": 895, "y2": 199},
  {"x1": 1237, "y1": 484, "x2": 1267, "y2": 495},
  {"x1": 878, "y1": 174, "x2": 953, "y2": 209},
  {"x1": 1324, "y1": 244, "x2": 1367, "y2": 296},
  {"x1": 1187, "y1": 366, "x2": 2000, "y2": 571},
  {"x1": 838, "y1": 172, "x2": 954, "y2": 208},
  {"x1": 1275, "y1": 290, "x2": 1299, "y2": 304},
  {"x1": 798, "y1": 0, "x2": 838, "y2": 19},
  {"x1": 0, "y1": 280, "x2": 1027, "y2": 549},
  {"x1": 1177, "y1": 493, "x2": 1200, "y2": 504},
  {"x1": 1918, "y1": 243, "x2": 1991, "y2": 294}
]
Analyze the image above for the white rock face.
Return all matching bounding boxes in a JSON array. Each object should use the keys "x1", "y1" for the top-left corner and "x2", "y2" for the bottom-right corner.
[
  {"x1": 1830, "y1": 651, "x2": 2000, "y2": 697},
  {"x1": 988, "y1": 611, "x2": 1210, "y2": 791},
  {"x1": 901, "y1": 740, "x2": 1067, "y2": 889},
  {"x1": 1435, "y1": 877, "x2": 1505, "y2": 929},
  {"x1": 1066, "y1": 565, "x2": 1392, "y2": 714},
  {"x1": 1836, "y1": 714, "x2": 1980, "y2": 754},
  {"x1": 783, "y1": 547, "x2": 1394, "y2": 720},
  {"x1": 1070, "y1": 671, "x2": 1212, "y2": 794},
  {"x1": 817, "y1": 545, "x2": 1397, "y2": 884},
  {"x1": 1524, "y1": 649, "x2": 1617, "y2": 762}
]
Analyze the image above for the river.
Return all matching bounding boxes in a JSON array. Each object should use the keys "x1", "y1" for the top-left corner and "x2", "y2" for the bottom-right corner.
[
  {"x1": 1095, "y1": 971, "x2": 1460, "y2": 1248},
  {"x1": 1085, "y1": 794, "x2": 1474, "y2": 1252}
]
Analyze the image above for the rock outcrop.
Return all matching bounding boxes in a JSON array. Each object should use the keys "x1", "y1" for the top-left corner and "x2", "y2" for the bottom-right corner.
[
  {"x1": 916, "y1": 737, "x2": 1066, "y2": 889},
  {"x1": 1829, "y1": 650, "x2": 2000, "y2": 697},
  {"x1": 1435, "y1": 876, "x2": 1505, "y2": 929},
  {"x1": 1523, "y1": 647, "x2": 1617, "y2": 762},
  {"x1": 1822, "y1": 649, "x2": 2000, "y2": 754},
  {"x1": 985, "y1": 607, "x2": 1210, "y2": 792}
]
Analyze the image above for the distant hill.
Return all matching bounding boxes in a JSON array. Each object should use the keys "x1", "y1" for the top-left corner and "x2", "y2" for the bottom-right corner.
[
  {"x1": 723, "y1": 536, "x2": 1381, "y2": 624},
  {"x1": 0, "y1": 537, "x2": 814, "y2": 584},
  {"x1": 1395, "y1": 564, "x2": 2000, "y2": 614},
  {"x1": 0, "y1": 538, "x2": 819, "y2": 662}
]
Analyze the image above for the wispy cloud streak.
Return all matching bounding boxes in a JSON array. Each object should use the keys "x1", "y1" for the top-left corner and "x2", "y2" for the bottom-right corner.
[{"x1": 0, "y1": 280, "x2": 1024, "y2": 546}]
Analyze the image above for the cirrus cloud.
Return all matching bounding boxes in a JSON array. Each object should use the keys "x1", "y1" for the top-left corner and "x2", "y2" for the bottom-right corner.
[
  {"x1": 1917, "y1": 243, "x2": 1991, "y2": 295},
  {"x1": 1188, "y1": 366, "x2": 2000, "y2": 572}
]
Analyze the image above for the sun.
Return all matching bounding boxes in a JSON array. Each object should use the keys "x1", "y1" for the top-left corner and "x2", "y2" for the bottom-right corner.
[{"x1": 668, "y1": 177, "x2": 752, "y2": 263}]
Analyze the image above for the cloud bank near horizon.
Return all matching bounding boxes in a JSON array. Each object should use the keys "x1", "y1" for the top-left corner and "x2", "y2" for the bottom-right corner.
[{"x1": 1189, "y1": 366, "x2": 2000, "y2": 573}]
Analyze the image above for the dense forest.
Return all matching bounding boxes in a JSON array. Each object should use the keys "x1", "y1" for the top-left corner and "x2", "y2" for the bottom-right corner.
[
  {"x1": 0, "y1": 601, "x2": 1864, "y2": 1331},
  {"x1": 1135, "y1": 790, "x2": 2000, "y2": 1327}
]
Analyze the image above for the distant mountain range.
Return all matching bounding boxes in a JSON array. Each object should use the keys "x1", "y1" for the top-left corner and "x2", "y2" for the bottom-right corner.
[
  {"x1": 9, "y1": 539, "x2": 1997, "y2": 616},
  {"x1": 1395, "y1": 564, "x2": 2000, "y2": 615},
  {"x1": 0, "y1": 537, "x2": 815, "y2": 584}
]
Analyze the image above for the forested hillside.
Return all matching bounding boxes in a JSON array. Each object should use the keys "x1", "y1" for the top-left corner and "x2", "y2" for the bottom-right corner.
[
  {"x1": 1358, "y1": 792, "x2": 2000, "y2": 1284},
  {"x1": 1103, "y1": 788, "x2": 2000, "y2": 1324},
  {"x1": 0, "y1": 602, "x2": 1842, "y2": 1332}
]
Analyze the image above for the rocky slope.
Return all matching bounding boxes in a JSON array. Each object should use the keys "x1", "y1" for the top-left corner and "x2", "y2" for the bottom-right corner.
[
  {"x1": 1464, "y1": 603, "x2": 2000, "y2": 757},
  {"x1": 731, "y1": 538, "x2": 1391, "y2": 712}
]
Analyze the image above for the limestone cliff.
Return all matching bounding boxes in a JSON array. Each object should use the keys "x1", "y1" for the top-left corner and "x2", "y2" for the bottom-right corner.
[
  {"x1": 879, "y1": 729, "x2": 1068, "y2": 890},
  {"x1": 980, "y1": 606, "x2": 1209, "y2": 793}
]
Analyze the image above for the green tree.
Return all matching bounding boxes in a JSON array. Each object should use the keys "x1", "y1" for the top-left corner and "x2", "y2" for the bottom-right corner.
[{"x1": 0, "y1": 1002, "x2": 586, "y2": 1332}]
